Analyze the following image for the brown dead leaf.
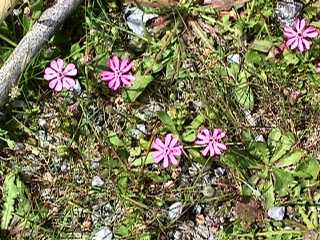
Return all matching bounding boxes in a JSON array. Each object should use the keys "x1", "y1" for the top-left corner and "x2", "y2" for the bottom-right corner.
[{"x1": 203, "y1": 0, "x2": 249, "y2": 10}]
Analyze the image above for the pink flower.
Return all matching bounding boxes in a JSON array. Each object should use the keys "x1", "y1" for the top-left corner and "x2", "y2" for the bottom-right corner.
[
  {"x1": 44, "y1": 58, "x2": 77, "y2": 92},
  {"x1": 100, "y1": 56, "x2": 135, "y2": 91},
  {"x1": 151, "y1": 134, "x2": 182, "y2": 168},
  {"x1": 195, "y1": 128, "x2": 227, "y2": 157},
  {"x1": 284, "y1": 18, "x2": 319, "y2": 52},
  {"x1": 316, "y1": 62, "x2": 320, "y2": 73}
]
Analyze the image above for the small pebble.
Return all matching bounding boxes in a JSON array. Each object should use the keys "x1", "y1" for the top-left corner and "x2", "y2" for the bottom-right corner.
[
  {"x1": 267, "y1": 206, "x2": 285, "y2": 221},
  {"x1": 93, "y1": 226, "x2": 113, "y2": 240},
  {"x1": 38, "y1": 119, "x2": 48, "y2": 129},
  {"x1": 92, "y1": 176, "x2": 104, "y2": 188},
  {"x1": 168, "y1": 202, "x2": 183, "y2": 220}
]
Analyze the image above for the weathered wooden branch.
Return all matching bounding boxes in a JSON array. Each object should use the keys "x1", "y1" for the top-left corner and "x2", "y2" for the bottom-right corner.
[
  {"x1": 0, "y1": 0, "x2": 19, "y2": 22},
  {"x1": 0, "y1": 0, "x2": 84, "y2": 107}
]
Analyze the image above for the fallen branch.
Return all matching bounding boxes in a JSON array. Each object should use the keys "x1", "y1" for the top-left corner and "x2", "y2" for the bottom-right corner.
[
  {"x1": 0, "y1": 0, "x2": 19, "y2": 22},
  {"x1": 0, "y1": 0, "x2": 83, "y2": 107}
]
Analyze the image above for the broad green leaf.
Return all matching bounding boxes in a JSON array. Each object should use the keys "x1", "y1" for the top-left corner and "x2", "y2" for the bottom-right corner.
[
  {"x1": 295, "y1": 157, "x2": 320, "y2": 179},
  {"x1": 1, "y1": 173, "x2": 31, "y2": 230},
  {"x1": 1, "y1": 174, "x2": 18, "y2": 230},
  {"x1": 117, "y1": 175, "x2": 128, "y2": 195},
  {"x1": 157, "y1": 111, "x2": 178, "y2": 135},
  {"x1": 131, "y1": 153, "x2": 154, "y2": 167},
  {"x1": 263, "y1": 180, "x2": 275, "y2": 208},
  {"x1": 250, "y1": 39, "x2": 273, "y2": 53},
  {"x1": 234, "y1": 81, "x2": 254, "y2": 111},
  {"x1": 182, "y1": 129, "x2": 197, "y2": 142},
  {"x1": 108, "y1": 131, "x2": 124, "y2": 147},
  {"x1": 283, "y1": 51, "x2": 300, "y2": 65},
  {"x1": 123, "y1": 72, "x2": 153, "y2": 102},
  {"x1": 273, "y1": 168, "x2": 296, "y2": 196},
  {"x1": 116, "y1": 225, "x2": 129, "y2": 236},
  {"x1": 190, "y1": 114, "x2": 206, "y2": 129},
  {"x1": 248, "y1": 141, "x2": 270, "y2": 164},
  {"x1": 270, "y1": 132, "x2": 295, "y2": 162},
  {"x1": 221, "y1": 149, "x2": 259, "y2": 178},
  {"x1": 267, "y1": 128, "x2": 282, "y2": 150},
  {"x1": 276, "y1": 150, "x2": 304, "y2": 168}
]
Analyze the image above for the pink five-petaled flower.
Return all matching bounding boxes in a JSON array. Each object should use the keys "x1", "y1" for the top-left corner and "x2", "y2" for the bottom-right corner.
[
  {"x1": 195, "y1": 128, "x2": 227, "y2": 157},
  {"x1": 284, "y1": 18, "x2": 319, "y2": 52},
  {"x1": 44, "y1": 58, "x2": 77, "y2": 92},
  {"x1": 100, "y1": 56, "x2": 135, "y2": 91},
  {"x1": 316, "y1": 62, "x2": 320, "y2": 73},
  {"x1": 151, "y1": 134, "x2": 182, "y2": 168}
]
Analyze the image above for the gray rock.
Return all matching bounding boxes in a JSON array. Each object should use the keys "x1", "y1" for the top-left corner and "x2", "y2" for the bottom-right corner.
[
  {"x1": 214, "y1": 167, "x2": 226, "y2": 177},
  {"x1": 38, "y1": 118, "x2": 48, "y2": 129},
  {"x1": 92, "y1": 176, "x2": 104, "y2": 188},
  {"x1": 268, "y1": 206, "x2": 285, "y2": 220},
  {"x1": 227, "y1": 54, "x2": 241, "y2": 64},
  {"x1": 168, "y1": 202, "x2": 183, "y2": 220},
  {"x1": 73, "y1": 79, "x2": 82, "y2": 95},
  {"x1": 124, "y1": 7, "x2": 158, "y2": 36},
  {"x1": 275, "y1": 0, "x2": 303, "y2": 27},
  {"x1": 93, "y1": 227, "x2": 113, "y2": 240}
]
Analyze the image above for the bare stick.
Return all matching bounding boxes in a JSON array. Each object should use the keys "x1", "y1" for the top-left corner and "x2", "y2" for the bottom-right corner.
[
  {"x1": 0, "y1": 0, "x2": 83, "y2": 106},
  {"x1": 0, "y1": 0, "x2": 19, "y2": 22}
]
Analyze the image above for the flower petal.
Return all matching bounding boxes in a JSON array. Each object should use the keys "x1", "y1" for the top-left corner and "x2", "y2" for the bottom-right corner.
[
  {"x1": 202, "y1": 145, "x2": 210, "y2": 157},
  {"x1": 164, "y1": 134, "x2": 172, "y2": 147},
  {"x1": 109, "y1": 56, "x2": 120, "y2": 72},
  {"x1": 63, "y1": 63, "x2": 77, "y2": 76},
  {"x1": 101, "y1": 71, "x2": 115, "y2": 81},
  {"x1": 289, "y1": 38, "x2": 299, "y2": 49},
  {"x1": 121, "y1": 62, "x2": 134, "y2": 73},
  {"x1": 121, "y1": 74, "x2": 135, "y2": 86},
  {"x1": 284, "y1": 27, "x2": 297, "y2": 38},
  {"x1": 162, "y1": 156, "x2": 169, "y2": 168},
  {"x1": 303, "y1": 27, "x2": 319, "y2": 38},
  {"x1": 62, "y1": 77, "x2": 76, "y2": 90},
  {"x1": 297, "y1": 38, "x2": 304, "y2": 52},
  {"x1": 152, "y1": 151, "x2": 164, "y2": 163},
  {"x1": 171, "y1": 147, "x2": 182, "y2": 157},
  {"x1": 302, "y1": 38, "x2": 311, "y2": 50},
  {"x1": 119, "y1": 59, "x2": 129, "y2": 71},
  {"x1": 286, "y1": 37, "x2": 297, "y2": 48},
  {"x1": 169, "y1": 154, "x2": 178, "y2": 165},
  {"x1": 44, "y1": 67, "x2": 58, "y2": 81},
  {"x1": 48, "y1": 78, "x2": 58, "y2": 90},
  {"x1": 50, "y1": 58, "x2": 64, "y2": 73},
  {"x1": 108, "y1": 78, "x2": 121, "y2": 90}
]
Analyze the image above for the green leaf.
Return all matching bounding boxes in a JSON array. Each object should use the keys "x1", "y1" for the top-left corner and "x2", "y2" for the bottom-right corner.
[
  {"x1": 295, "y1": 157, "x2": 320, "y2": 179},
  {"x1": 234, "y1": 80, "x2": 254, "y2": 111},
  {"x1": 248, "y1": 141, "x2": 270, "y2": 164},
  {"x1": 123, "y1": 72, "x2": 153, "y2": 102},
  {"x1": 157, "y1": 111, "x2": 178, "y2": 135},
  {"x1": 117, "y1": 175, "x2": 128, "y2": 195},
  {"x1": 276, "y1": 150, "x2": 304, "y2": 168},
  {"x1": 1, "y1": 173, "x2": 30, "y2": 230},
  {"x1": 273, "y1": 168, "x2": 296, "y2": 196},
  {"x1": 108, "y1": 131, "x2": 124, "y2": 147},
  {"x1": 190, "y1": 114, "x2": 206, "y2": 129},
  {"x1": 182, "y1": 129, "x2": 197, "y2": 142},
  {"x1": 267, "y1": 128, "x2": 282, "y2": 150},
  {"x1": 250, "y1": 39, "x2": 273, "y2": 53},
  {"x1": 263, "y1": 180, "x2": 275, "y2": 208},
  {"x1": 1, "y1": 174, "x2": 18, "y2": 230},
  {"x1": 131, "y1": 153, "x2": 154, "y2": 167},
  {"x1": 283, "y1": 51, "x2": 300, "y2": 65},
  {"x1": 116, "y1": 225, "x2": 129, "y2": 236},
  {"x1": 270, "y1": 132, "x2": 295, "y2": 162}
]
